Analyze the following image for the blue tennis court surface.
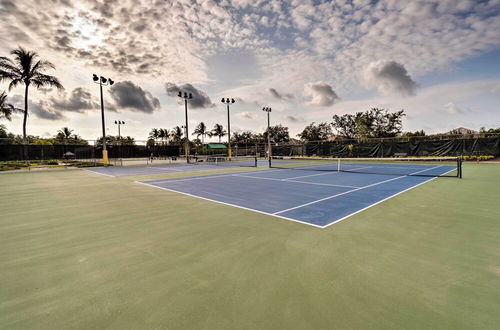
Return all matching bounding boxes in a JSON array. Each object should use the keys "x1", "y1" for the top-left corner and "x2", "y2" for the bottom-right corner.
[
  {"x1": 85, "y1": 160, "x2": 262, "y2": 177},
  {"x1": 137, "y1": 163, "x2": 456, "y2": 228}
]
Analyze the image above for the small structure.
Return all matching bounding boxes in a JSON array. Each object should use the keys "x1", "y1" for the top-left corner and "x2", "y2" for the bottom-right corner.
[
  {"x1": 63, "y1": 151, "x2": 76, "y2": 159},
  {"x1": 206, "y1": 143, "x2": 227, "y2": 151}
]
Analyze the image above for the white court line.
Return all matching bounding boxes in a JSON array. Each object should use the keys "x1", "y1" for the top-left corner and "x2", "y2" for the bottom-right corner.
[
  {"x1": 146, "y1": 166, "x2": 184, "y2": 171},
  {"x1": 232, "y1": 174, "x2": 359, "y2": 189},
  {"x1": 282, "y1": 166, "x2": 373, "y2": 180},
  {"x1": 284, "y1": 179, "x2": 359, "y2": 189},
  {"x1": 273, "y1": 165, "x2": 444, "y2": 215},
  {"x1": 83, "y1": 168, "x2": 116, "y2": 178},
  {"x1": 134, "y1": 181, "x2": 323, "y2": 229},
  {"x1": 144, "y1": 168, "x2": 286, "y2": 185}
]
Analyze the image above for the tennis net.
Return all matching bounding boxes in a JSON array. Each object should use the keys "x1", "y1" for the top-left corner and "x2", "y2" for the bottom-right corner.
[
  {"x1": 188, "y1": 155, "x2": 258, "y2": 167},
  {"x1": 270, "y1": 156, "x2": 462, "y2": 178}
]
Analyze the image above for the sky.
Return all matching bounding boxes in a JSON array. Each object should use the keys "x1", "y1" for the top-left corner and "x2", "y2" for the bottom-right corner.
[{"x1": 0, "y1": 0, "x2": 499, "y2": 142}]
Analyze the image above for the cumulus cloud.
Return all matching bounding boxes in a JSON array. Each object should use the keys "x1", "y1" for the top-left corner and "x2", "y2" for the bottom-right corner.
[
  {"x1": 363, "y1": 60, "x2": 419, "y2": 96},
  {"x1": 304, "y1": 82, "x2": 340, "y2": 107},
  {"x1": 237, "y1": 111, "x2": 255, "y2": 119},
  {"x1": 284, "y1": 115, "x2": 305, "y2": 123},
  {"x1": 8, "y1": 95, "x2": 65, "y2": 121},
  {"x1": 51, "y1": 88, "x2": 98, "y2": 112},
  {"x1": 165, "y1": 82, "x2": 215, "y2": 109},
  {"x1": 268, "y1": 88, "x2": 294, "y2": 101},
  {"x1": 109, "y1": 81, "x2": 160, "y2": 113},
  {"x1": 30, "y1": 101, "x2": 65, "y2": 120}
]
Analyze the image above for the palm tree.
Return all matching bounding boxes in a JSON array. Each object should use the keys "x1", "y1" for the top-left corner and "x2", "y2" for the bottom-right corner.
[
  {"x1": 56, "y1": 127, "x2": 74, "y2": 144},
  {"x1": 211, "y1": 123, "x2": 227, "y2": 142},
  {"x1": 171, "y1": 126, "x2": 183, "y2": 143},
  {"x1": 163, "y1": 128, "x2": 170, "y2": 144},
  {"x1": 149, "y1": 128, "x2": 160, "y2": 144},
  {"x1": 0, "y1": 47, "x2": 63, "y2": 143},
  {"x1": 159, "y1": 128, "x2": 170, "y2": 145},
  {"x1": 0, "y1": 91, "x2": 20, "y2": 121},
  {"x1": 193, "y1": 122, "x2": 208, "y2": 146},
  {"x1": 157, "y1": 128, "x2": 166, "y2": 145},
  {"x1": 57, "y1": 127, "x2": 73, "y2": 138}
]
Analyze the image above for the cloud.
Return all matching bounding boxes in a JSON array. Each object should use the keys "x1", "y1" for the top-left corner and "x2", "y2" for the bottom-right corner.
[
  {"x1": 8, "y1": 95, "x2": 66, "y2": 121},
  {"x1": 284, "y1": 115, "x2": 305, "y2": 123},
  {"x1": 30, "y1": 101, "x2": 65, "y2": 120},
  {"x1": 237, "y1": 111, "x2": 255, "y2": 119},
  {"x1": 165, "y1": 82, "x2": 215, "y2": 109},
  {"x1": 444, "y1": 102, "x2": 465, "y2": 114},
  {"x1": 109, "y1": 81, "x2": 160, "y2": 113},
  {"x1": 268, "y1": 88, "x2": 294, "y2": 101},
  {"x1": 51, "y1": 88, "x2": 99, "y2": 112},
  {"x1": 304, "y1": 82, "x2": 340, "y2": 106},
  {"x1": 363, "y1": 60, "x2": 418, "y2": 96}
]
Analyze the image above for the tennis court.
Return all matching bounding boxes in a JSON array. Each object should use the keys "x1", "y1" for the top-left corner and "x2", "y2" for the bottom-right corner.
[
  {"x1": 86, "y1": 155, "x2": 259, "y2": 177},
  {"x1": 138, "y1": 158, "x2": 459, "y2": 227}
]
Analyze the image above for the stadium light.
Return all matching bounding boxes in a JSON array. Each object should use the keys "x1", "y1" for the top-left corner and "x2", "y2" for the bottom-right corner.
[
  {"x1": 262, "y1": 107, "x2": 272, "y2": 167},
  {"x1": 93, "y1": 74, "x2": 115, "y2": 165},
  {"x1": 221, "y1": 98, "x2": 236, "y2": 158},
  {"x1": 114, "y1": 120, "x2": 125, "y2": 140},
  {"x1": 178, "y1": 91, "x2": 193, "y2": 161}
]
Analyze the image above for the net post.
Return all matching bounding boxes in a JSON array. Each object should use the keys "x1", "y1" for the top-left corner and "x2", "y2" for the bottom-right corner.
[
  {"x1": 337, "y1": 158, "x2": 340, "y2": 172},
  {"x1": 458, "y1": 158, "x2": 462, "y2": 178}
]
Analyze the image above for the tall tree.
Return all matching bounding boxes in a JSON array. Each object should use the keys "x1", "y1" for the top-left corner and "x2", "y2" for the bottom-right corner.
[
  {"x1": 0, "y1": 47, "x2": 63, "y2": 143},
  {"x1": 331, "y1": 113, "x2": 358, "y2": 139},
  {"x1": 297, "y1": 122, "x2": 333, "y2": 141},
  {"x1": 231, "y1": 130, "x2": 256, "y2": 143},
  {"x1": 210, "y1": 123, "x2": 226, "y2": 142},
  {"x1": 54, "y1": 127, "x2": 88, "y2": 145},
  {"x1": 332, "y1": 108, "x2": 405, "y2": 140},
  {"x1": 170, "y1": 126, "x2": 183, "y2": 143},
  {"x1": 369, "y1": 108, "x2": 405, "y2": 138},
  {"x1": 193, "y1": 122, "x2": 208, "y2": 145},
  {"x1": 0, "y1": 91, "x2": 20, "y2": 121},
  {"x1": 160, "y1": 128, "x2": 170, "y2": 144},
  {"x1": 157, "y1": 128, "x2": 168, "y2": 145},
  {"x1": 264, "y1": 124, "x2": 290, "y2": 144},
  {"x1": 149, "y1": 128, "x2": 160, "y2": 142},
  {"x1": 56, "y1": 127, "x2": 73, "y2": 140}
]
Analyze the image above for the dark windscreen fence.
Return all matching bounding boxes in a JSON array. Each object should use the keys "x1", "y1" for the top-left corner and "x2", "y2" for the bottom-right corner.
[
  {"x1": 96, "y1": 145, "x2": 180, "y2": 159},
  {"x1": 0, "y1": 144, "x2": 96, "y2": 161},
  {"x1": 271, "y1": 156, "x2": 462, "y2": 178},
  {"x1": 0, "y1": 144, "x2": 180, "y2": 162},
  {"x1": 272, "y1": 137, "x2": 500, "y2": 158}
]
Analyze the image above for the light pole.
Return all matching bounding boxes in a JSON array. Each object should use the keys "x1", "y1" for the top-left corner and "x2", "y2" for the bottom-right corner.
[
  {"x1": 221, "y1": 98, "x2": 235, "y2": 158},
  {"x1": 262, "y1": 107, "x2": 272, "y2": 167},
  {"x1": 114, "y1": 120, "x2": 125, "y2": 140},
  {"x1": 93, "y1": 74, "x2": 114, "y2": 165},
  {"x1": 178, "y1": 91, "x2": 193, "y2": 161}
]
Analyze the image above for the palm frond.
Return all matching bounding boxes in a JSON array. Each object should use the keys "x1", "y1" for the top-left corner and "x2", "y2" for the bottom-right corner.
[
  {"x1": 31, "y1": 73, "x2": 64, "y2": 90},
  {"x1": 30, "y1": 60, "x2": 55, "y2": 77},
  {"x1": 11, "y1": 47, "x2": 37, "y2": 75},
  {"x1": 8, "y1": 78, "x2": 23, "y2": 91}
]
